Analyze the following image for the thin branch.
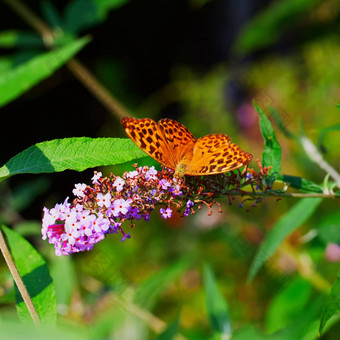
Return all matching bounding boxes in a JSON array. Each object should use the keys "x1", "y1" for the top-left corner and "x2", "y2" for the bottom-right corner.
[
  {"x1": 0, "y1": 228, "x2": 41, "y2": 325},
  {"x1": 228, "y1": 190, "x2": 337, "y2": 199},
  {"x1": 2, "y1": 0, "x2": 53, "y2": 45},
  {"x1": 66, "y1": 58, "x2": 130, "y2": 118},
  {"x1": 2, "y1": 0, "x2": 130, "y2": 119}
]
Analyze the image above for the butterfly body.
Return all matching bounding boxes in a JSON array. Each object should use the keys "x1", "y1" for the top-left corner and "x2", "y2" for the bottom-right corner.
[{"x1": 121, "y1": 117, "x2": 252, "y2": 177}]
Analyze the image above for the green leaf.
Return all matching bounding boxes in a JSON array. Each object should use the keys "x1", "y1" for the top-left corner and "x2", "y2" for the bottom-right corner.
[
  {"x1": 234, "y1": 0, "x2": 320, "y2": 55},
  {"x1": 248, "y1": 198, "x2": 322, "y2": 281},
  {"x1": 204, "y1": 263, "x2": 231, "y2": 337},
  {"x1": 2, "y1": 225, "x2": 57, "y2": 323},
  {"x1": 0, "y1": 36, "x2": 89, "y2": 107},
  {"x1": 231, "y1": 325, "x2": 286, "y2": 340},
  {"x1": 155, "y1": 318, "x2": 180, "y2": 340},
  {"x1": 317, "y1": 210, "x2": 340, "y2": 245},
  {"x1": 63, "y1": 0, "x2": 131, "y2": 34},
  {"x1": 41, "y1": 1, "x2": 64, "y2": 29},
  {"x1": 0, "y1": 57, "x2": 13, "y2": 72},
  {"x1": 94, "y1": 0, "x2": 131, "y2": 19},
  {"x1": 268, "y1": 106, "x2": 295, "y2": 139},
  {"x1": 49, "y1": 256, "x2": 76, "y2": 311},
  {"x1": 0, "y1": 318, "x2": 86, "y2": 340},
  {"x1": 317, "y1": 124, "x2": 340, "y2": 153},
  {"x1": 254, "y1": 101, "x2": 282, "y2": 176},
  {"x1": 134, "y1": 257, "x2": 191, "y2": 310},
  {"x1": 320, "y1": 271, "x2": 340, "y2": 334},
  {"x1": 232, "y1": 298, "x2": 323, "y2": 340},
  {"x1": 265, "y1": 278, "x2": 312, "y2": 333},
  {"x1": 319, "y1": 271, "x2": 340, "y2": 335},
  {"x1": 277, "y1": 174, "x2": 323, "y2": 193},
  {"x1": 0, "y1": 30, "x2": 43, "y2": 48},
  {"x1": 11, "y1": 177, "x2": 50, "y2": 212},
  {"x1": 64, "y1": 0, "x2": 99, "y2": 34},
  {"x1": 0, "y1": 137, "x2": 147, "y2": 182}
]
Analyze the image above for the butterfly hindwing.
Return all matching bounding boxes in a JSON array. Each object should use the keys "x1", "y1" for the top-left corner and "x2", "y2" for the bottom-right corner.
[{"x1": 186, "y1": 134, "x2": 252, "y2": 175}]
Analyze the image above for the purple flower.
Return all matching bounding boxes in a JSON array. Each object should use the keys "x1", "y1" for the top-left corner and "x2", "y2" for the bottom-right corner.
[
  {"x1": 160, "y1": 207, "x2": 173, "y2": 219},
  {"x1": 142, "y1": 214, "x2": 150, "y2": 222},
  {"x1": 112, "y1": 198, "x2": 131, "y2": 217},
  {"x1": 186, "y1": 200, "x2": 194, "y2": 208},
  {"x1": 89, "y1": 233, "x2": 105, "y2": 244},
  {"x1": 110, "y1": 221, "x2": 121, "y2": 234},
  {"x1": 145, "y1": 166, "x2": 158, "y2": 180},
  {"x1": 121, "y1": 232, "x2": 131, "y2": 242},
  {"x1": 92, "y1": 215, "x2": 110, "y2": 233},
  {"x1": 159, "y1": 179, "x2": 171, "y2": 190},
  {"x1": 169, "y1": 184, "x2": 182, "y2": 197},
  {"x1": 130, "y1": 207, "x2": 141, "y2": 220}
]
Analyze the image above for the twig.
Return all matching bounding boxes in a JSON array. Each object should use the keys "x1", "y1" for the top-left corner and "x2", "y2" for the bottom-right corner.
[
  {"x1": 0, "y1": 228, "x2": 41, "y2": 325},
  {"x1": 2, "y1": 0, "x2": 53, "y2": 45},
  {"x1": 228, "y1": 190, "x2": 337, "y2": 199},
  {"x1": 66, "y1": 58, "x2": 130, "y2": 118},
  {"x1": 2, "y1": 0, "x2": 130, "y2": 119}
]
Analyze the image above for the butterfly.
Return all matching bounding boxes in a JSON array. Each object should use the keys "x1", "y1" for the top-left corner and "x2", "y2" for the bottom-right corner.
[{"x1": 121, "y1": 117, "x2": 252, "y2": 177}]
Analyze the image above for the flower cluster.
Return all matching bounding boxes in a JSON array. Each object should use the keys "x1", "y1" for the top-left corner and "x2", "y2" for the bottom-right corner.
[{"x1": 42, "y1": 164, "x2": 270, "y2": 256}]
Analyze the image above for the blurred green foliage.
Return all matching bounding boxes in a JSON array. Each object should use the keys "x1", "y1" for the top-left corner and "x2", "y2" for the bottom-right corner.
[{"x1": 1, "y1": 0, "x2": 340, "y2": 339}]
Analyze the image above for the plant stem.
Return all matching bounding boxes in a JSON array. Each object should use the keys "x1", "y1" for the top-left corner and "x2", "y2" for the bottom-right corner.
[
  {"x1": 2, "y1": 0, "x2": 130, "y2": 119},
  {"x1": 2, "y1": 0, "x2": 53, "y2": 45},
  {"x1": 66, "y1": 58, "x2": 130, "y2": 117},
  {"x1": 0, "y1": 228, "x2": 41, "y2": 325},
  {"x1": 228, "y1": 190, "x2": 338, "y2": 199}
]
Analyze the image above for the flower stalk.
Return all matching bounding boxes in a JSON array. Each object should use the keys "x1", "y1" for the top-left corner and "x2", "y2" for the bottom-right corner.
[{"x1": 0, "y1": 228, "x2": 41, "y2": 325}]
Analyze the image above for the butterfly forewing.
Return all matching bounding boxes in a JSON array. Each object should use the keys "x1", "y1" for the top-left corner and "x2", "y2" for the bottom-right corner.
[
  {"x1": 158, "y1": 118, "x2": 196, "y2": 164},
  {"x1": 186, "y1": 134, "x2": 253, "y2": 175},
  {"x1": 121, "y1": 117, "x2": 177, "y2": 169}
]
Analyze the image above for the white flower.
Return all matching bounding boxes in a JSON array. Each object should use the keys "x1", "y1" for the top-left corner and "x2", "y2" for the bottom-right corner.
[
  {"x1": 73, "y1": 183, "x2": 87, "y2": 198},
  {"x1": 96, "y1": 193, "x2": 112, "y2": 208},
  {"x1": 113, "y1": 177, "x2": 125, "y2": 192},
  {"x1": 91, "y1": 171, "x2": 102, "y2": 184}
]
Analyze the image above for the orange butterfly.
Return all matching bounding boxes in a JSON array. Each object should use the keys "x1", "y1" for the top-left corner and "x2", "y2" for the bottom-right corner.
[{"x1": 121, "y1": 117, "x2": 252, "y2": 177}]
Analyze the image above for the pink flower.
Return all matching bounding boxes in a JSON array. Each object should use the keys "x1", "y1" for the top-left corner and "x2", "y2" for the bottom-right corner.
[
  {"x1": 145, "y1": 166, "x2": 158, "y2": 180},
  {"x1": 160, "y1": 207, "x2": 172, "y2": 219},
  {"x1": 61, "y1": 227, "x2": 80, "y2": 245},
  {"x1": 92, "y1": 215, "x2": 110, "y2": 232},
  {"x1": 112, "y1": 198, "x2": 131, "y2": 216},
  {"x1": 159, "y1": 179, "x2": 171, "y2": 190},
  {"x1": 124, "y1": 170, "x2": 138, "y2": 179},
  {"x1": 325, "y1": 243, "x2": 340, "y2": 262}
]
